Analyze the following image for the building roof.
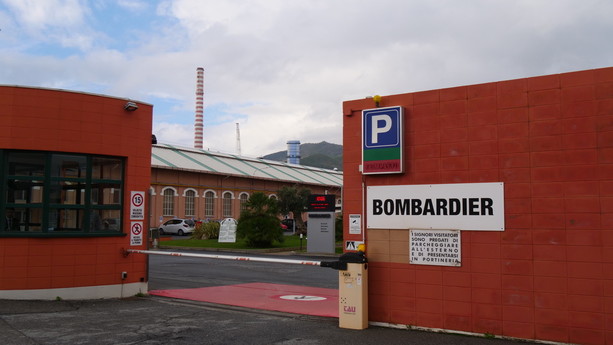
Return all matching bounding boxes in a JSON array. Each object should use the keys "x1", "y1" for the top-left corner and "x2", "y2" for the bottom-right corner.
[{"x1": 152, "y1": 144, "x2": 343, "y2": 187}]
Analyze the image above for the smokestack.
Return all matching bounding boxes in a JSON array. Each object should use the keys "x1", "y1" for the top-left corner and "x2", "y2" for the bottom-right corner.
[
  {"x1": 236, "y1": 123, "x2": 242, "y2": 156},
  {"x1": 194, "y1": 67, "x2": 204, "y2": 149},
  {"x1": 287, "y1": 140, "x2": 301, "y2": 164}
]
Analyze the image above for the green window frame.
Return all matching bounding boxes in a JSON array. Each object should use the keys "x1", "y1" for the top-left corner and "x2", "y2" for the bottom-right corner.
[{"x1": 0, "y1": 150, "x2": 125, "y2": 237}]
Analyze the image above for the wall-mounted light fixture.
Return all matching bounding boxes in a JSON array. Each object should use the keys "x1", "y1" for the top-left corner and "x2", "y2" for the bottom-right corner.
[
  {"x1": 124, "y1": 101, "x2": 138, "y2": 112},
  {"x1": 373, "y1": 95, "x2": 382, "y2": 108}
]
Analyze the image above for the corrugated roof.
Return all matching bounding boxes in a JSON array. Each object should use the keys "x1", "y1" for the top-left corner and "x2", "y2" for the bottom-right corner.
[{"x1": 152, "y1": 144, "x2": 343, "y2": 187}]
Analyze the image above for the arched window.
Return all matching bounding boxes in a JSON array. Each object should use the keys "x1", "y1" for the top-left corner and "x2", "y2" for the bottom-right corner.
[
  {"x1": 239, "y1": 192, "x2": 249, "y2": 212},
  {"x1": 184, "y1": 190, "x2": 196, "y2": 217},
  {"x1": 162, "y1": 187, "x2": 176, "y2": 216},
  {"x1": 223, "y1": 192, "x2": 233, "y2": 218},
  {"x1": 204, "y1": 190, "x2": 215, "y2": 217}
]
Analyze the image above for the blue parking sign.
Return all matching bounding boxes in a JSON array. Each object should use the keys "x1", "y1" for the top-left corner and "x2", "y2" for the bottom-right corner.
[{"x1": 362, "y1": 106, "x2": 404, "y2": 174}]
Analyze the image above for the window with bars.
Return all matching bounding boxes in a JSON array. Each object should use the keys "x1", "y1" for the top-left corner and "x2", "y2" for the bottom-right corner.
[
  {"x1": 239, "y1": 193, "x2": 249, "y2": 212},
  {"x1": 162, "y1": 188, "x2": 175, "y2": 216},
  {"x1": 1, "y1": 150, "x2": 124, "y2": 236},
  {"x1": 184, "y1": 190, "x2": 195, "y2": 217},
  {"x1": 204, "y1": 191, "x2": 215, "y2": 217},
  {"x1": 222, "y1": 192, "x2": 233, "y2": 218}
]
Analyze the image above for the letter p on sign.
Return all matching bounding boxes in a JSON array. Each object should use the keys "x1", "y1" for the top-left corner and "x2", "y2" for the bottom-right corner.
[{"x1": 371, "y1": 114, "x2": 392, "y2": 144}]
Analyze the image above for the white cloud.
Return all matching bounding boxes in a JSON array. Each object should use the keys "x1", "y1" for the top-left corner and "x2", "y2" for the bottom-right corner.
[
  {"x1": 2, "y1": 0, "x2": 96, "y2": 50},
  {"x1": 2, "y1": 0, "x2": 613, "y2": 157}
]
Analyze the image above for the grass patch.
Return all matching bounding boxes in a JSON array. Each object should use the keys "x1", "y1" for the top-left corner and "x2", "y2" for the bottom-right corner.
[{"x1": 163, "y1": 235, "x2": 308, "y2": 250}]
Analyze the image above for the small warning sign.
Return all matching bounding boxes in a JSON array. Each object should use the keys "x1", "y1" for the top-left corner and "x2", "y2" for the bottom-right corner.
[
  {"x1": 349, "y1": 214, "x2": 361, "y2": 235},
  {"x1": 345, "y1": 240, "x2": 364, "y2": 251},
  {"x1": 130, "y1": 221, "x2": 143, "y2": 246},
  {"x1": 130, "y1": 191, "x2": 145, "y2": 220},
  {"x1": 410, "y1": 229, "x2": 461, "y2": 267}
]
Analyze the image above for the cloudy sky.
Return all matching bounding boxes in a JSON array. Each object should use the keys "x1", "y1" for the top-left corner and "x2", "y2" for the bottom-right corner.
[{"x1": 1, "y1": 0, "x2": 612, "y2": 157}]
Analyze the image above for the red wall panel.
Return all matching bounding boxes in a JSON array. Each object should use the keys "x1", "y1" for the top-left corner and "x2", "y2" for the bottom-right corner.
[
  {"x1": 0, "y1": 86, "x2": 152, "y2": 294},
  {"x1": 343, "y1": 67, "x2": 613, "y2": 344}
]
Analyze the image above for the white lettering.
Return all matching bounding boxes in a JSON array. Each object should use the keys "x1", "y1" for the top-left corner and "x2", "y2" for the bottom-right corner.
[{"x1": 371, "y1": 114, "x2": 392, "y2": 144}]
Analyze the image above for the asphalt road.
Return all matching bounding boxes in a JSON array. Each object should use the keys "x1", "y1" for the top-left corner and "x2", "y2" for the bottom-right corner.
[
  {"x1": 0, "y1": 249, "x2": 530, "y2": 345},
  {"x1": 147, "y1": 250, "x2": 338, "y2": 291}
]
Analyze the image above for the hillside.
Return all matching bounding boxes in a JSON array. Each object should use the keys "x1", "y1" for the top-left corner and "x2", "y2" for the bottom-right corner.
[{"x1": 262, "y1": 141, "x2": 343, "y2": 171}]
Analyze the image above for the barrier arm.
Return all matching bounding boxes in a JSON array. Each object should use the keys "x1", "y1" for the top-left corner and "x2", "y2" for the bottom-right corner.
[{"x1": 124, "y1": 249, "x2": 325, "y2": 267}]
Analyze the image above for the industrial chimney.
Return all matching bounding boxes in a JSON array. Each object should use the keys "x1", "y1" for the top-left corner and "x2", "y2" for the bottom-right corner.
[
  {"x1": 287, "y1": 140, "x2": 301, "y2": 164},
  {"x1": 194, "y1": 67, "x2": 204, "y2": 149}
]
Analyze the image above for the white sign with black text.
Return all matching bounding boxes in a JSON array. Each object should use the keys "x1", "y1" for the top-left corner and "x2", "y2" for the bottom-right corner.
[
  {"x1": 367, "y1": 182, "x2": 504, "y2": 231},
  {"x1": 130, "y1": 191, "x2": 145, "y2": 220},
  {"x1": 130, "y1": 221, "x2": 143, "y2": 246},
  {"x1": 349, "y1": 214, "x2": 361, "y2": 235},
  {"x1": 410, "y1": 229, "x2": 461, "y2": 267}
]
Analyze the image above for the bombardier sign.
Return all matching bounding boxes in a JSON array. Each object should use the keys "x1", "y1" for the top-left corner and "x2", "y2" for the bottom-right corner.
[{"x1": 367, "y1": 182, "x2": 505, "y2": 231}]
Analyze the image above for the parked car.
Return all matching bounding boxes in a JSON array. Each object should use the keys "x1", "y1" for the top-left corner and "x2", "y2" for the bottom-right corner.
[{"x1": 159, "y1": 219, "x2": 195, "y2": 236}]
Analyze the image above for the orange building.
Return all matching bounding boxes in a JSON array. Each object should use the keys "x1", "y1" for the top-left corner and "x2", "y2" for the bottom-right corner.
[
  {"x1": 342, "y1": 67, "x2": 613, "y2": 344},
  {"x1": 0, "y1": 86, "x2": 152, "y2": 299}
]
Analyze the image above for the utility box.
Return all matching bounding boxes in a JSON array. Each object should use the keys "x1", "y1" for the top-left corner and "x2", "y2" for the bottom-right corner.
[
  {"x1": 321, "y1": 251, "x2": 369, "y2": 329},
  {"x1": 306, "y1": 212, "x2": 335, "y2": 253},
  {"x1": 335, "y1": 252, "x2": 368, "y2": 330},
  {"x1": 339, "y1": 261, "x2": 368, "y2": 329}
]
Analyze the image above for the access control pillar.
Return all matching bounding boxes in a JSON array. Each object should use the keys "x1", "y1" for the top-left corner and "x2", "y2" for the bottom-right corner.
[{"x1": 322, "y1": 251, "x2": 368, "y2": 329}]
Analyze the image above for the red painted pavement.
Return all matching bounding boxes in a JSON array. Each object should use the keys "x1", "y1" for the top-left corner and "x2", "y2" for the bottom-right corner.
[{"x1": 150, "y1": 283, "x2": 339, "y2": 318}]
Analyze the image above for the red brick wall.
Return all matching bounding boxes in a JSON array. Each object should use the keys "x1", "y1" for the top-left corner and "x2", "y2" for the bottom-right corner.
[
  {"x1": 149, "y1": 167, "x2": 340, "y2": 226},
  {"x1": 0, "y1": 86, "x2": 152, "y2": 293},
  {"x1": 342, "y1": 67, "x2": 613, "y2": 344}
]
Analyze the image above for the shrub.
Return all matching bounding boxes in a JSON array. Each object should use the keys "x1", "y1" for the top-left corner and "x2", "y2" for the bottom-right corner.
[
  {"x1": 237, "y1": 192, "x2": 284, "y2": 248},
  {"x1": 191, "y1": 221, "x2": 220, "y2": 240}
]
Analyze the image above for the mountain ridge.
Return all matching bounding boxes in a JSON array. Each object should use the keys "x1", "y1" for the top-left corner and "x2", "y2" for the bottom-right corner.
[{"x1": 261, "y1": 141, "x2": 343, "y2": 171}]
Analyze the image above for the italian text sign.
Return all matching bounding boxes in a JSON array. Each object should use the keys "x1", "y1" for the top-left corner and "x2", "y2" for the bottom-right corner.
[
  {"x1": 410, "y1": 229, "x2": 461, "y2": 266},
  {"x1": 130, "y1": 191, "x2": 145, "y2": 220}
]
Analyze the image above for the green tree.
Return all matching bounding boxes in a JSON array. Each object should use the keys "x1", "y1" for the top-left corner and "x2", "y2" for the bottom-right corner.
[
  {"x1": 237, "y1": 192, "x2": 284, "y2": 247},
  {"x1": 276, "y1": 185, "x2": 311, "y2": 234}
]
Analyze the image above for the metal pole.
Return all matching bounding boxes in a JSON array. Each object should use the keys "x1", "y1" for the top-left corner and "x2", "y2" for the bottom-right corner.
[{"x1": 126, "y1": 249, "x2": 322, "y2": 266}]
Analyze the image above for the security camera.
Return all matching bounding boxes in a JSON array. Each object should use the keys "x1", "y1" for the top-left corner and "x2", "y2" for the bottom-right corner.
[{"x1": 124, "y1": 101, "x2": 138, "y2": 111}]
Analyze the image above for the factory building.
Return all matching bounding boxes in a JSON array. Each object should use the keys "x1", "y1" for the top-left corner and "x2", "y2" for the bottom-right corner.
[{"x1": 149, "y1": 143, "x2": 342, "y2": 227}]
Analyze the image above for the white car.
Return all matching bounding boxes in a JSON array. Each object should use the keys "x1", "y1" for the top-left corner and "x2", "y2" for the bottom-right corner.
[{"x1": 159, "y1": 219, "x2": 195, "y2": 236}]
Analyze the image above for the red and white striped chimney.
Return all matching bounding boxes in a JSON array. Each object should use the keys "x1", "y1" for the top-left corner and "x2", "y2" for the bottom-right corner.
[{"x1": 194, "y1": 67, "x2": 204, "y2": 149}]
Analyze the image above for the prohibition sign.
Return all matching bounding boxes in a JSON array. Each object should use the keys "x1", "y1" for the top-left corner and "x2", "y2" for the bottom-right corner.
[
  {"x1": 132, "y1": 193, "x2": 144, "y2": 207},
  {"x1": 131, "y1": 222, "x2": 143, "y2": 235}
]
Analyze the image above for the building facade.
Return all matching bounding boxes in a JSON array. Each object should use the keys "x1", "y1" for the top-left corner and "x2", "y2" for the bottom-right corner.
[
  {"x1": 342, "y1": 67, "x2": 613, "y2": 344},
  {"x1": 149, "y1": 144, "x2": 343, "y2": 228},
  {"x1": 0, "y1": 86, "x2": 152, "y2": 299}
]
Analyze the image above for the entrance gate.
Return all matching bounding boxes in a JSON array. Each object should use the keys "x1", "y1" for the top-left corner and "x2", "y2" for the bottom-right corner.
[{"x1": 125, "y1": 249, "x2": 368, "y2": 330}]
